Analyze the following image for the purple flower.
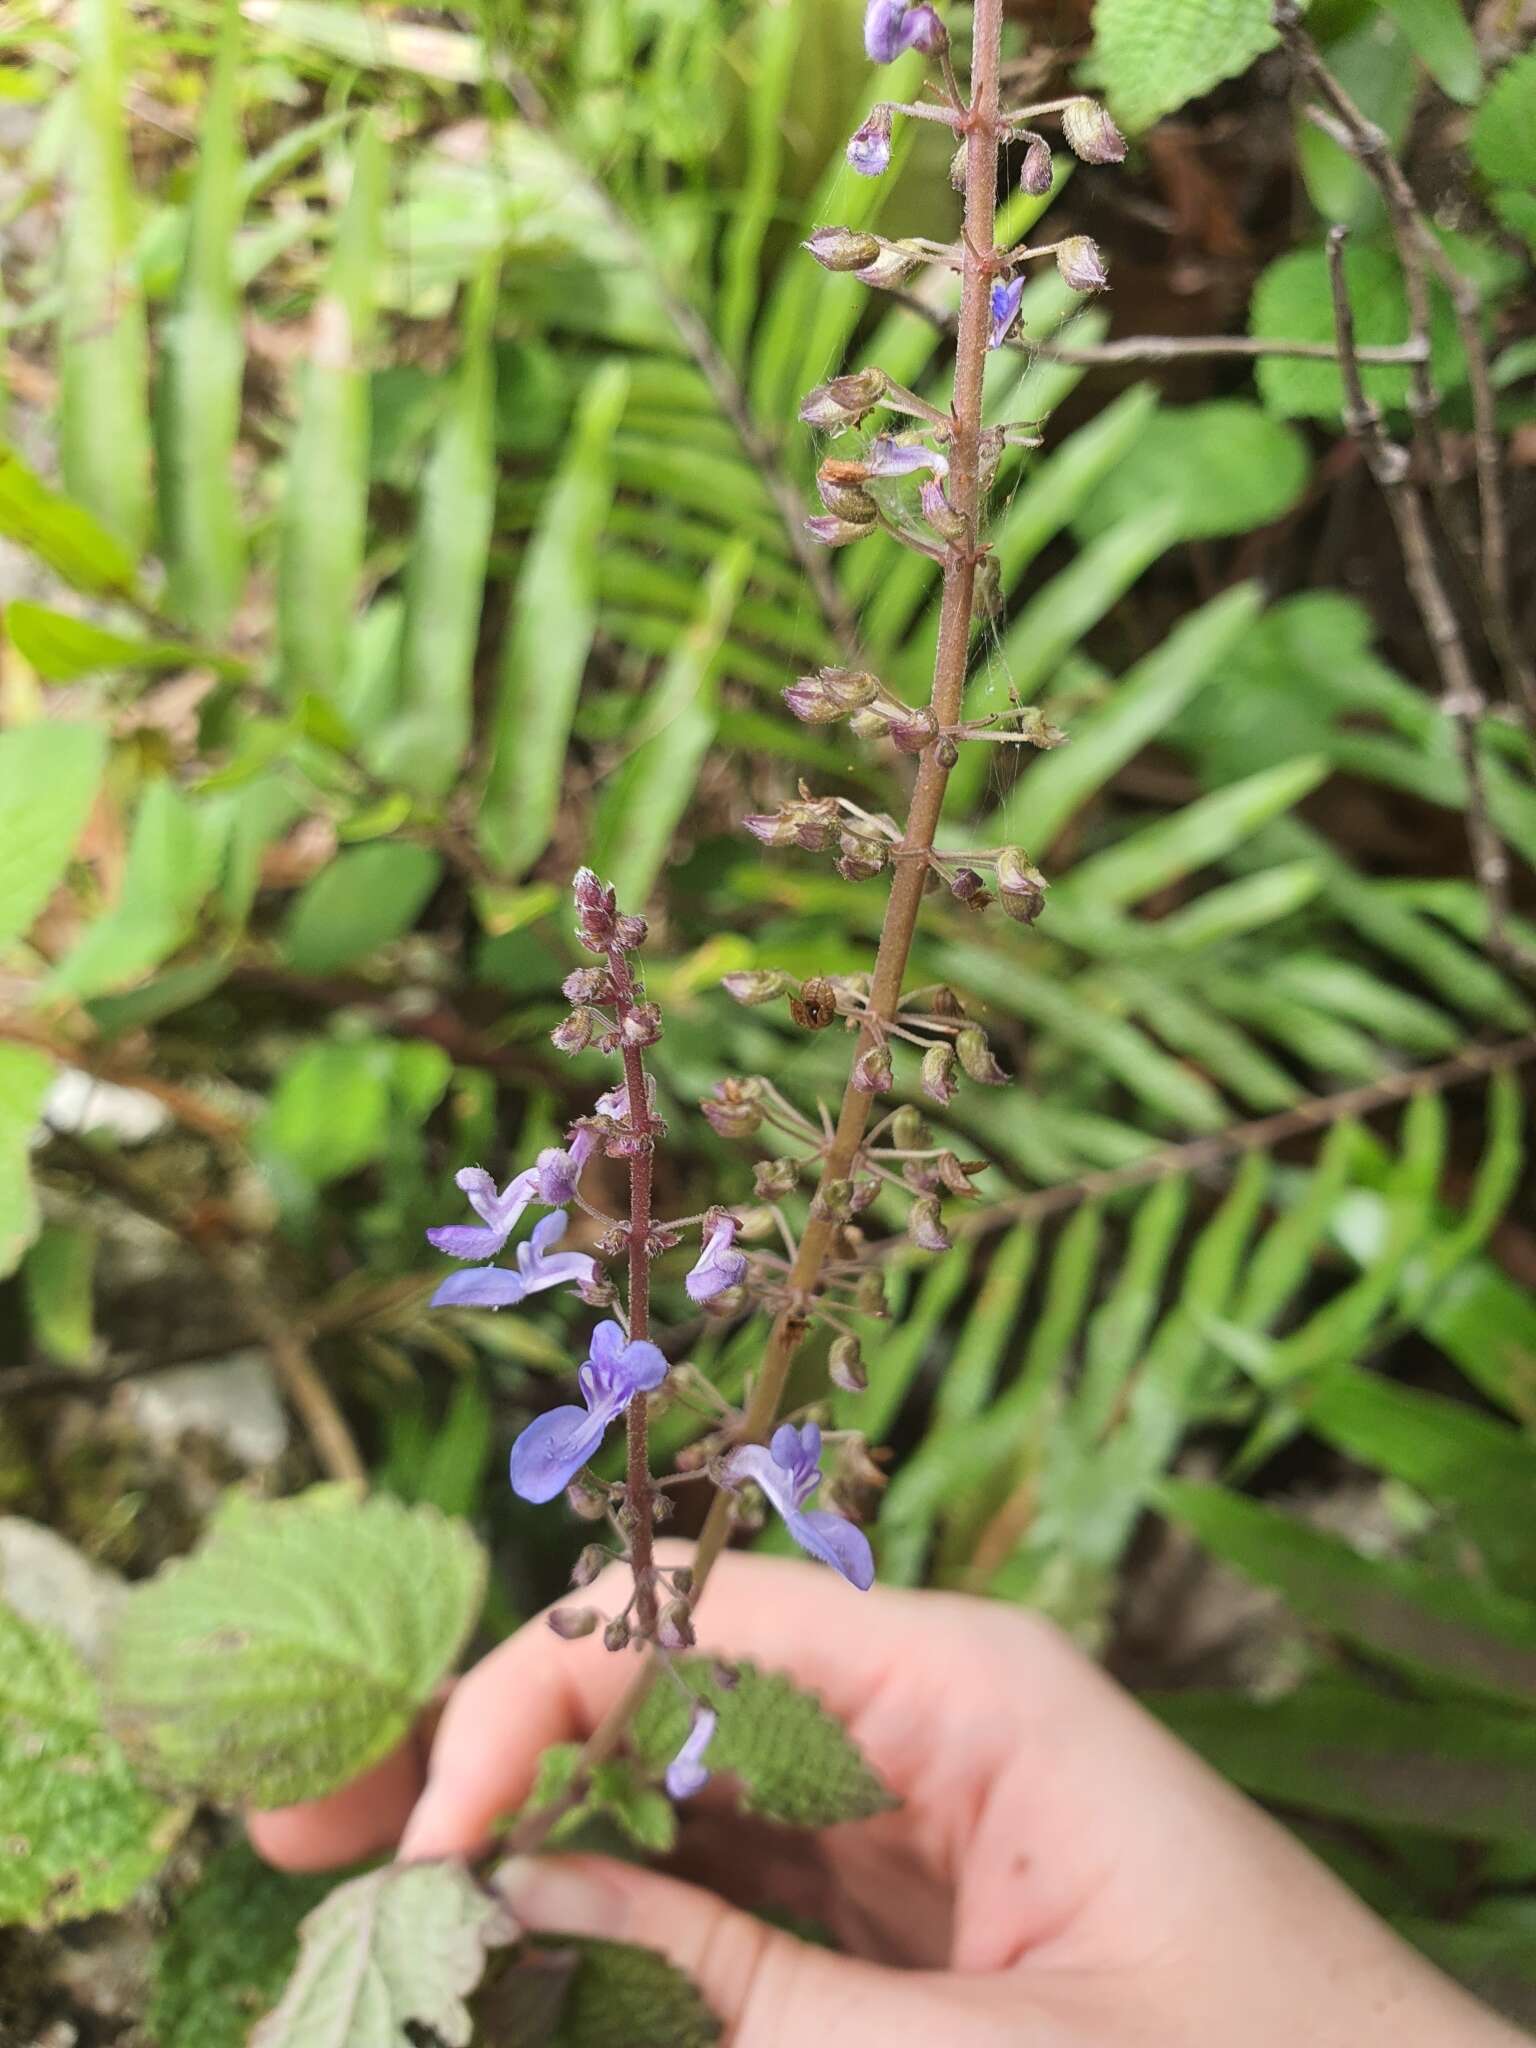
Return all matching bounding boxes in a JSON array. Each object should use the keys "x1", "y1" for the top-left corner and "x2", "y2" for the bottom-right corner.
[
  {"x1": 509, "y1": 1319, "x2": 669, "y2": 1504},
  {"x1": 865, "y1": 435, "x2": 948, "y2": 479},
  {"x1": 988, "y1": 276, "x2": 1024, "y2": 350},
  {"x1": 665, "y1": 1706, "x2": 717, "y2": 1801},
  {"x1": 534, "y1": 1126, "x2": 597, "y2": 1207},
  {"x1": 685, "y1": 1215, "x2": 748, "y2": 1304},
  {"x1": 431, "y1": 1210, "x2": 596, "y2": 1311},
  {"x1": 846, "y1": 105, "x2": 893, "y2": 177},
  {"x1": 722, "y1": 1423, "x2": 875, "y2": 1590},
  {"x1": 864, "y1": 0, "x2": 944, "y2": 61},
  {"x1": 426, "y1": 1165, "x2": 537, "y2": 1261}
]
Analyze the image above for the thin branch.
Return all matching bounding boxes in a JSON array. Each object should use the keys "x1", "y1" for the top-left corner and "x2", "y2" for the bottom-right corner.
[
  {"x1": 42, "y1": 1130, "x2": 366, "y2": 1485},
  {"x1": 1324, "y1": 227, "x2": 1536, "y2": 988}
]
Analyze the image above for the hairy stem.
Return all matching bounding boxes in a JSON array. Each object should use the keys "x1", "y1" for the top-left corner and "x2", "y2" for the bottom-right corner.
[{"x1": 614, "y1": 973, "x2": 659, "y2": 1639}]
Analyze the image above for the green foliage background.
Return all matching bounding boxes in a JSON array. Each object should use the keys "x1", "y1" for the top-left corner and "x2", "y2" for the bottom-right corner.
[{"x1": 1, "y1": 0, "x2": 1535, "y2": 2037}]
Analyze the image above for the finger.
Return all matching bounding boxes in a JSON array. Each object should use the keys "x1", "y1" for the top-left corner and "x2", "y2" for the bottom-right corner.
[
  {"x1": 397, "y1": 1544, "x2": 951, "y2": 1861},
  {"x1": 496, "y1": 1853, "x2": 952, "y2": 2048},
  {"x1": 247, "y1": 1731, "x2": 428, "y2": 1871}
]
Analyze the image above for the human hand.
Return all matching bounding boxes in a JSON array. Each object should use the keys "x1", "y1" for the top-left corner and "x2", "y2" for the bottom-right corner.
[{"x1": 250, "y1": 1548, "x2": 1524, "y2": 2048}]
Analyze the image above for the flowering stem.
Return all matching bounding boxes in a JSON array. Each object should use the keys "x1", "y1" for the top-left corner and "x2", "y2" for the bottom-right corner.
[
  {"x1": 540, "y1": 0, "x2": 1008, "y2": 1790},
  {"x1": 615, "y1": 979, "x2": 659, "y2": 1639}
]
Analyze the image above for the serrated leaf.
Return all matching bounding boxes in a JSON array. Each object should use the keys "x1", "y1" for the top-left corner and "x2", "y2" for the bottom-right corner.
[
  {"x1": 0, "y1": 1597, "x2": 181, "y2": 1928},
  {"x1": 632, "y1": 1660, "x2": 894, "y2": 1828},
  {"x1": 252, "y1": 1860, "x2": 512, "y2": 2048},
  {"x1": 546, "y1": 1938, "x2": 719, "y2": 2048},
  {"x1": 1092, "y1": 0, "x2": 1277, "y2": 133},
  {"x1": 0, "y1": 720, "x2": 106, "y2": 951},
  {"x1": 105, "y1": 1485, "x2": 487, "y2": 1805},
  {"x1": 1470, "y1": 50, "x2": 1536, "y2": 189},
  {"x1": 1073, "y1": 401, "x2": 1309, "y2": 542},
  {"x1": 148, "y1": 1841, "x2": 332, "y2": 2048},
  {"x1": 525, "y1": 1744, "x2": 680, "y2": 1856}
]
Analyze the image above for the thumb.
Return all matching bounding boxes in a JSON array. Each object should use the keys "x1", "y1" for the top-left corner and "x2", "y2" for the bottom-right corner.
[{"x1": 495, "y1": 1853, "x2": 914, "y2": 2048}]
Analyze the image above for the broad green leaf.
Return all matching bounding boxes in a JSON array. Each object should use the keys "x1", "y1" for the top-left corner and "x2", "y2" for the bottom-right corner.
[
  {"x1": 587, "y1": 541, "x2": 751, "y2": 909},
  {"x1": 0, "y1": 445, "x2": 138, "y2": 597},
  {"x1": 1092, "y1": 0, "x2": 1277, "y2": 132},
  {"x1": 0, "y1": 1045, "x2": 55, "y2": 1280},
  {"x1": 524, "y1": 1744, "x2": 678, "y2": 1856},
  {"x1": 0, "y1": 721, "x2": 106, "y2": 949},
  {"x1": 632, "y1": 1659, "x2": 894, "y2": 1828},
  {"x1": 996, "y1": 583, "x2": 1262, "y2": 852},
  {"x1": 281, "y1": 843, "x2": 442, "y2": 976},
  {"x1": 1163, "y1": 1481, "x2": 1536, "y2": 1707},
  {"x1": 157, "y1": 0, "x2": 246, "y2": 637},
  {"x1": 258, "y1": 1038, "x2": 451, "y2": 1189},
  {"x1": 1297, "y1": 12, "x2": 1417, "y2": 230},
  {"x1": 0, "y1": 1598, "x2": 180, "y2": 1927},
  {"x1": 1074, "y1": 402, "x2": 1309, "y2": 542},
  {"x1": 22, "y1": 1223, "x2": 95, "y2": 1368},
  {"x1": 481, "y1": 1934, "x2": 720, "y2": 2048},
  {"x1": 1250, "y1": 240, "x2": 1462, "y2": 420},
  {"x1": 251, "y1": 1860, "x2": 511, "y2": 2048},
  {"x1": 481, "y1": 361, "x2": 628, "y2": 873},
  {"x1": 61, "y1": 0, "x2": 150, "y2": 551},
  {"x1": 5, "y1": 602, "x2": 222, "y2": 683},
  {"x1": 1156, "y1": 1682, "x2": 1536, "y2": 1841},
  {"x1": 1379, "y1": 0, "x2": 1481, "y2": 103},
  {"x1": 106, "y1": 1486, "x2": 486, "y2": 1806},
  {"x1": 1470, "y1": 50, "x2": 1536, "y2": 188},
  {"x1": 378, "y1": 265, "x2": 498, "y2": 797},
  {"x1": 277, "y1": 122, "x2": 387, "y2": 700},
  {"x1": 147, "y1": 1842, "x2": 331, "y2": 2048}
]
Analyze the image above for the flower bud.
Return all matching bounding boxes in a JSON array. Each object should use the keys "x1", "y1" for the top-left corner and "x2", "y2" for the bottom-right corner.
[
  {"x1": 701, "y1": 1095, "x2": 762, "y2": 1139},
  {"x1": 547, "y1": 1607, "x2": 599, "y2": 1639},
  {"x1": 816, "y1": 468, "x2": 880, "y2": 523},
  {"x1": 908, "y1": 1194, "x2": 952, "y2": 1253},
  {"x1": 567, "y1": 1477, "x2": 610, "y2": 1520},
  {"x1": 1061, "y1": 96, "x2": 1127, "y2": 166},
  {"x1": 956, "y1": 1024, "x2": 1008, "y2": 1085},
  {"x1": 1056, "y1": 235, "x2": 1109, "y2": 293},
  {"x1": 658, "y1": 1600, "x2": 696, "y2": 1651},
  {"x1": 836, "y1": 832, "x2": 888, "y2": 882},
  {"x1": 852, "y1": 1041, "x2": 894, "y2": 1095},
  {"x1": 855, "y1": 240, "x2": 928, "y2": 289},
  {"x1": 603, "y1": 1615, "x2": 632, "y2": 1653},
  {"x1": 921, "y1": 475, "x2": 968, "y2": 543},
  {"x1": 936, "y1": 1150, "x2": 982, "y2": 1198},
  {"x1": 996, "y1": 846, "x2": 1048, "y2": 924},
  {"x1": 1019, "y1": 130, "x2": 1054, "y2": 196},
  {"x1": 921, "y1": 1041, "x2": 958, "y2": 1105},
  {"x1": 907, "y1": 5, "x2": 947, "y2": 54},
  {"x1": 622, "y1": 1002, "x2": 663, "y2": 1046},
  {"x1": 935, "y1": 734, "x2": 960, "y2": 769},
  {"x1": 803, "y1": 225, "x2": 883, "y2": 272},
  {"x1": 889, "y1": 707, "x2": 939, "y2": 754},
  {"x1": 829, "y1": 1334, "x2": 867, "y2": 1393},
  {"x1": 890, "y1": 1106, "x2": 930, "y2": 1150},
  {"x1": 784, "y1": 666, "x2": 881, "y2": 724},
  {"x1": 811, "y1": 1177, "x2": 854, "y2": 1223},
  {"x1": 849, "y1": 705, "x2": 896, "y2": 740},
  {"x1": 562, "y1": 966, "x2": 609, "y2": 1003},
  {"x1": 950, "y1": 866, "x2": 989, "y2": 905},
  {"x1": 799, "y1": 366, "x2": 889, "y2": 429},
  {"x1": 614, "y1": 912, "x2": 649, "y2": 951},
  {"x1": 988, "y1": 275, "x2": 1025, "y2": 351},
  {"x1": 846, "y1": 103, "x2": 893, "y2": 177},
  {"x1": 790, "y1": 977, "x2": 840, "y2": 1031},
  {"x1": 551, "y1": 1007, "x2": 598, "y2": 1055},
  {"x1": 721, "y1": 969, "x2": 792, "y2": 1005},
  {"x1": 571, "y1": 1543, "x2": 608, "y2": 1589},
  {"x1": 806, "y1": 511, "x2": 877, "y2": 547},
  {"x1": 850, "y1": 1174, "x2": 881, "y2": 1213},
  {"x1": 856, "y1": 1269, "x2": 889, "y2": 1317},
  {"x1": 754, "y1": 1156, "x2": 800, "y2": 1198}
]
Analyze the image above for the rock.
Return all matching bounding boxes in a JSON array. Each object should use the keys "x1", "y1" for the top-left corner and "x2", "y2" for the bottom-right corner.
[
  {"x1": 0, "y1": 1519, "x2": 127, "y2": 1669},
  {"x1": 123, "y1": 1351, "x2": 290, "y2": 1468}
]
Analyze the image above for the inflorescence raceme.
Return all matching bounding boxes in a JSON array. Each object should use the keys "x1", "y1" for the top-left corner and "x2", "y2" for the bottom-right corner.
[{"x1": 424, "y1": 0, "x2": 1126, "y2": 1811}]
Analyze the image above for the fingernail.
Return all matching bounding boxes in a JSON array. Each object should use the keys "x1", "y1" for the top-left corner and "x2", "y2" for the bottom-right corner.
[{"x1": 496, "y1": 1855, "x2": 630, "y2": 1939}]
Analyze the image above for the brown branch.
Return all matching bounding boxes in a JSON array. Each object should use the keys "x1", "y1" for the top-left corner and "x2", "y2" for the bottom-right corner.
[
  {"x1": 1325, "y1": 227, "x2": 1536, "y2": 988},
  {"x1": 40, "y1": 1129, "x2": 366, "y2": 1485}
]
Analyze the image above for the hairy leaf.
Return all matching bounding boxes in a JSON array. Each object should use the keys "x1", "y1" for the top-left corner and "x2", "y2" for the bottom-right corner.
[
  {"x1": 1092, "y1": 0, "x2": 1277, "y2": 133},
  {"x1": 632, "y1": 1659, "x2": 894, "y2": 1828},
  {"x1": 251, "y1": 1860, "x2": 512, "y2": 2048},
  {"x1": 480, "y1": 1936, "x2": 720, "y2": 2048},
  {"x1": 106, "y1": 1485, "x2": 486, "y2": 1806},
  {"x1": 0, "y1": 1598, "x2": 180, "y2": 1928}
]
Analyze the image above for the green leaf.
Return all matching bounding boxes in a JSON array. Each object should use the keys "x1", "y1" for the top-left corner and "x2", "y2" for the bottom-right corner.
[
  {"x1": 147, "y1": 1841, "x2": 332, "y2": 2048},
  {"x1": 0, "y1": 444, "x2": 139, "y2": 597},
  {"x1": 281, "y1": 843, "x2": 442, "y2": 976},
  {"x1": 277, "y1": 122, "x2": 387, "y2": 701},
  {"x1": 1470, "y1": 50, "x2": 1536, "y2": 188},
  {"x1": 481, "y1": 361, "x2": 628, "y2": 874},
  {"x1": 105, "y1": 1486, "x2": 486, "y2": 1806},
  {"x1": 1250, "y1": 240, "x2": 1461, "y2": 421},
  {"x1": 631, "y1": 1659, "x2": 894, "y2": 1828},
  {"x1": 61, "y1": 0, "x2": 151, "y2": 552},
  {"x1": 251, "y1": 1860, "x2": 511, "y2": 2048},
  {"x1": 1073, "y1": 402, "x2": 1309, "y2": 542},
  {"x1": 1378, "y1": 0, "x2": 1481, "y2": 104},
  {"x1": 527, "y1": 1745, "x2": 679, "y2": 1856},
  {"x1": 6, "y1": 602, "x2": 221, "y2": 683},
  {"x1": 587, "y1": 541, "x2": 751, "y2": 909},
  {"x1": 1091, "y1": 0, "x2": 1277, "y2": 132},
  {"x1": 0, "y1": 721, "x2": 106, "y2": 949},
  {"x1": 1162, "y1": 1481, "x2": 1536, "y2": 1707},
  {"x1": 0, "y1": 1044, "x2": 55, "y2": 1280},
  {"x1": 0, "y1": 1598, "x2": 180, "y2": 1928},
  {"x1": 22, "y1": 1223, "x2": 95, "y2": 1368},
  {"x1": 544, "y1": 1937, "x2": 720, "y2": 2048},
  {"x1": 156, "y1": 0, "x2": 247, "y2": 637}
]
